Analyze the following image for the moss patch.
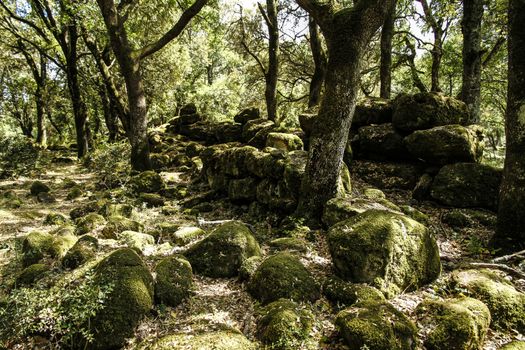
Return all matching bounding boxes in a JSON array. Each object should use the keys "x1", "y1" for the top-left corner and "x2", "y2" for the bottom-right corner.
[
  {"x1": 142, "y1": 329, "x2": 255, "y2": 349},
  {"x1": 62, "y1": 235, "x2": 99, "y2": 269},
  {"x1": 323, "y1": 276, "x2": 385, "y2": 310},
  {"x1": 21, "y1": 231, "x2": 54, "y2": 266},
  {"x1": 74, "y1": 213, "x2": 106, "y2": 235},
  {"x1": 154, "y1": 256, "x2": 194, "y2": 307},
  {"x1": 15, "y1": 263, "x2": 50, "y2": 287}
]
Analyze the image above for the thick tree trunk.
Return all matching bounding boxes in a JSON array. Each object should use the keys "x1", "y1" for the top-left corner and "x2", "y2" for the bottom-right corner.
[
  {"x1": 460, "y1": 0, "x2": 484, "y2": 123},
  {"x1": 380, "y1": 0, "x2": 396, "y2": 99},
  {"x1": 430, "y1": 31, "x2": 443, "y2": 92},
  {"x1": 493, "y1": 0, "x2": 525, "y2": 252},
  {"x1": 308, "y1": 17, "x2": 327, "y2": 108},
  {"x1": 264, "y1": 0, "x2": 279, "y2": 121}
]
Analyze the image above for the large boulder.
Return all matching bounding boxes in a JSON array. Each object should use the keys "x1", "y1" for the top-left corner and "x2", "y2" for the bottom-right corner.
[
  {"x1": 184, "y1": 221, "x2": 261, "y2": 278},
  {"x1": 416, "y1": 297, "x2": 490, "y2": 350},
  {"x1": 266, "y1": 132, "x2": 304, "y2": 152},
  {"x1": 228, "y1": 178, "x2": 258, "y2": 201},
  {"x1": 101, "y1": 215, "x2": 143, "y2": 239},
  {"x1": 75, "y1": 213, "x2": 106, "y2": 235},
  {"x1": 234, "y1": 107, "x2": 260, "y2": 125},
  {"x1": 430, "y1": 163, "x2": 502, "y2": 210},
  {"x1": 129, "y1": 171, "x2": 164, "y2": 193},
  {"x1": 248, "y1": 252, "x2": 320, "y2": 304},
  {"x1": 327, "y1": 210, "x2": 441, "y2": 298},
  {"x1": 21, "y1": 231, "x2": 54, "y2": 266},
  {"x1": 352, "y1": 97, "x2": 393, "y2": 129},
  {"x1": 62, "y1": 235, "x2": 99, "y2": 269},
  {"x1": 322, "y1": 197, "x2": 400, "y2": 227},
  {"x1": 245, "y1": 150, "x2": 284, "y2": 179},
  {"x1": 356, "y1": 123, "x2": 410, "y2": 161},
  {"x1": 88, "y1": 248, "x2": 154, "y2": 349},
  {"x1": 30, "y1": 181, "x2": 50, "y2": 196},
  {"x1": 154, "y1": 256, "x2": 194, "y2": 307},
  {"x1": 256, "y1": 299, "x2": 313, "y2": 350},
  {"x1": 335, "y1": 300, "x2": 417, "y2": 350},
  {"x1": 242, "y1": 118, "x2": 275, "y2": 143},
  {"x1": 452, "y1": 269, "x2": 525, "y2": 332},
  {"x1": 15, "y1": 263, "x2": 50, "y2": 287},
  {"x1": 392, "y1": 92, "x2": 470, "y2": 132},
  {"x1": 404, "y1": 125, "x2": 484, "y2": 164},
  {"x1": 323, "y1": 276, "x2": 385, "y2": 310}
]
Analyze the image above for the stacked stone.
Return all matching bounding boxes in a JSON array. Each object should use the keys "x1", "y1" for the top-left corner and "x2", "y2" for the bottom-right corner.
[{"x1": 301, "y1": 92, "x2": 502, "y2": 211}]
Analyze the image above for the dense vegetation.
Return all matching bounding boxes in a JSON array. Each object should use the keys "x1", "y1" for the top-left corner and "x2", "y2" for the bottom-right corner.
[{"x1": 0, "y1": 0, "x2": 524, "y2": 349}]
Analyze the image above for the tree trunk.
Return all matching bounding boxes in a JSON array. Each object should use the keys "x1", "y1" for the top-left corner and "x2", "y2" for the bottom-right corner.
[
  {"x1": 308, "y1": 17, "x2": 327, "y2": 108},
  {"x1": 264, "y1": 0, "x2": 279, "y2": 121},
  {"x1": 460, "y1": 0, "x2": 484, "y2": 123},
  {"x1": 430, "y1": 30, "x2": 443, "y2": 92},
  {"x1": 295, "y1": 0, "x2": 394, "y2": 220},
  {"x1": 380, "y1": 0, "x2": 396, "y2": 99},
  {"x1": 35, "y1": 55, "x2": 47, "y2": 146},
  {"x1": 98, "y1": 83, "x2": 119, "y2": 142},
  {"x1": 493, "y1": 0, "x2": 525, "y2": 252}
]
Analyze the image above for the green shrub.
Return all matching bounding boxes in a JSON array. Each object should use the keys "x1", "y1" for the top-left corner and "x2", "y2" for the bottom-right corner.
[
  {"x1": 0, "y1": 272, "x2": 113, "y2": 348},
  {"x1": 0, "y1": 135, "x2": 41, "y2": 178},
  {"x1": 83, "y1": 141, "x2": 131, "y2": 189}
]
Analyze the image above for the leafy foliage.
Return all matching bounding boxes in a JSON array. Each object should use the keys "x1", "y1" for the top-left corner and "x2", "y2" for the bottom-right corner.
[
  {"x1": 0, "y1": 135, "x2": 41, "y2": 178},
  {"x1": 83, "y1": 141, "x2": 131, "y2": 189}
]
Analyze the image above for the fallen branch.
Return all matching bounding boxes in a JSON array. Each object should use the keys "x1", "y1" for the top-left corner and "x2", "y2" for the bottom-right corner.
[{"x1": 492, "y1": 249, "x2": 525, "y2": 263}]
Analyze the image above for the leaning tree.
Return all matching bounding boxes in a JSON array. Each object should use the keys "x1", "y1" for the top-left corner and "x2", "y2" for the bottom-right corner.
[{"x1": 295, "y1": 0, "x2": 395, "y2": 220}]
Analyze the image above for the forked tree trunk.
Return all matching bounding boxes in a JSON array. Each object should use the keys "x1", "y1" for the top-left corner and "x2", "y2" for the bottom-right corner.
[
  {"x1": 380, "y1": 0, "x2": 396, "y2": 99},
  {"x1": 460, "y1": 0, "x2": 484, "y2": 123},
  {"x1": 493, "y1": 0, "x2": 525, "y2": 252}
]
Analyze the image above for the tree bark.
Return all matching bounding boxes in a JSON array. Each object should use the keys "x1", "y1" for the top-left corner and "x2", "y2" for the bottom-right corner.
[
  {"x1": 380, "y1": 0, "x2": 396, "y2": 99},
  {"x1": 460, "y1": 0, "x2": 484, "y2": 123},
  {"x1": 260, "y1": 0, "x2": 279, "y2": 121},
  {"x1": 296, "y1": 0, "x2": 395, "y2": 220},
  {"x1": 35, "y1": 54, "x2": 47, "y2": 146},
  {"x1": 308, "y1": 17, "x2": 327, "y2": 107},
  {"x1": 493, "y1": 0, "x2": 525, "y2": 252},
  {"x1": 420, "y1": 0, "x2": 443, "y2": 92}
]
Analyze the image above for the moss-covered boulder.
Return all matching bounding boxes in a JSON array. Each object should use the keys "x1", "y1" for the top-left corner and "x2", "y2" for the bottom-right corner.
[
  {"x1": 327, "y1": 210, "x2": 441, "y2": 298},
  {"x1": 268, "y1": 237, "x2": 308, "y2": 253},
  {"x1": 100, "y1": 203, "x2": 133, "y2": 218},
  {"x1": 266, "y1": 132, "x2": 304, "y2": 152},
  {"x1": 416, "y1": 297, "x2": 490, "y2": 350},
  {"x1": 335, "y1": 300, "x2": 418, "y2": 350},
  {"x1": 356, "y1": 123, "x2": 409, "y2": 161},
  {"x1": 248, "y1": 252, "x2": 320, "y2": 304},
  {"x1": 430, "y1": 163, "x2": 502, "y2": 210},
  {"x1": 323, "y1": 276, "x2": 385, "y2": 309},
  {"x1": 66, "y1": 186, "x2": 84, "y2": 200},
  {"x1": 119, "y1": 231, "x2": 155, "y2": 251},
  {"x1": 400, "y1": 205, "x2": 430, "y2": 225},
  {"x1": 75, "y1": 213, "x2": 106, "y2": 235},
  {"x1": 30, "y1": 180, "x2": 50, "y2": 196},
  {"x1": 21, "y1": 231, "x2": 53, "y2": 266},
  {"x1": 452, "y1": 269, "x2": 525, "y2": 332},
  {"x1": 15, "y1": 263, "x2": 50, "y2": 287},
  {"x1": 184, "y1": 221, "x2": 261, "y2": 278},
  {"x1": 70, "y1": 200, "x2": 106, "y2": 220},
  {"x1": 392, "y1": 92, "x2": 470, "y2": 132},
  {"x1": 256, "y1": 299, "x2": 313, "y2": 350},
  {"x1": 322, "y1": 197, "x2": 400, "y2": 227},
  {"x1": 352, "y1": 97, "x2": 393, "y2": 129},
  {"x1": 101, "y1": 215, "x2": 143, "y2": 239},
  {"x1": 500, "y1": 342, "x2": 525, "y2": 350},
  {"x1": 62, "y1": 235, "x2": 99, "y2": 269},
  {"x1": 154, "y1": 256, "x2": 194, "y2": 307},
  {"x1": 87, "y1": 248, "x2": 154, "y2": 349},
  {"x1": 239, "y1": 255, "x2": 262, "y2": 281},
  {"x1": 245, "y1": 149, "x2": 284, "y2": 179},
  {"x1": 44, "y1": 212, "x2": 68, "y2": 226},
  {"x1": 50, "y1": 232, "x2": 77, "y2": 258},
  {"x1": 352, "y1": 160, "x2": 423, "y2": 190},
  {"x1": 129, "y1": 171, "x2": 164, "y2": 193},
  {"x1": 37, "y1": 192, "x2": 56, "y2": 203},
  {"x1": 228, "y1": 177, "x2": 258, "y2": 201},
  {"x1": 234, "y1": 107, "x2": 260, "y2": 125},
  {"x1": 404, "y1": 125, "x2": 484, "y2": 164},
  {"x1": 242, "y1": 118, "x2": 275, "y2": 143},
  {"x1": 168, "y1": 226, "x2": 204, "y2": 245},
  {"x1": 139, "y1": 193, "x2": 166, "y2": 207},
  {"x1": 142, "y1": 329, "x2": 255, "y2": 350}
]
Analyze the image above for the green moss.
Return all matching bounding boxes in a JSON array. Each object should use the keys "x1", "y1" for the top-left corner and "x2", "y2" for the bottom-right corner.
[
  {"x1": 239, "y1": 256, "x2": 262, "y2": 281},
  {"x1": 101, "y1": 215, "x2": 143, "y2": 239},
  {"x1": 266, "y1": 132, "x2": 304, "y2": 152},
  {"x1": 66, "y1": 186, "x2": 84, "y2": 200},
  {"x1": 30, "y1": 181, "x2": 50, "y2": 195},
  {"x1": 400, "y1": 205, "x2": 430, "y2": 225},
  {"x1": 442, "y1": 210, "x2": 473, "y2": 228},
  {"x1": 500, "y1": 341, "x2": 525, "y2": 350},
  {"x1": 363, "y1": 188, "x2": 386, "y2": 200},
  {"x1": 452, "y1": 269, "x2": 525, "y2": 332},
  {"x1": 119, "y1": 231, "x2": 155, "y2": 251},
  {"x1": 256, "y1": 299, "x2": 313, "y2": 349},
  {"x1": 0, "y1": 190, "x2": 22, "y2": 208},
  {"x1": 322, "y1": 197, "x2": 400, "y2": 228},
  {"x1": 142, "y1": 330, "x2": 255, "y2": 349},
  {"x1": 44, "y1": 212, "x2": 68, "y2": 226},
  {"x1": 248, "y1": 252, "x2": 320, "y2": 304},
  {"x1": 171, "y1": 226, "x2": 206, "y2": 245},
  {"x1": 335, "y1": 300, "x2": 417, "y2": 350},
  {"x1": 139, "y1": 193, "x2": 165, "y2": 207},
  {"x1": 327, "y1": 209, "x2": 441, "y2": 298},
  {"x1": 50, "y1": 233, "x2": 77, "y2": 258},
  {"x1": 323, "y1": 276, "x2": 385, "y2": 310},
  {"x1": 268, "y1": 237, "x2": 308, "y2": 253},
  {"x1": 15, "y1": 263, "x2": 50, "y2": 287},
  {"x1": 86, "y1": 248, "x2": 154, "y2": 349},
  {"x1": 154, "y1": 256, "x2": 194, "y2": 307},
  {"x1": 416, "y1": 297, "x2": 490, "y2": 350},
  {"x1": 62, "y1": 235, "x2": 99, "y2": 269},
  {"x1": 130, "y1": 170, "x2": 164, "y2": 193},
  {"x1": 184, "y1": 221, "x2": 261, "y2": 278},
  {"x1": 74, "y1": 213, "x2": 106, "y2": 235},
  {"x1": 21, "y1": 231, "x2": 54, "y2": 266}
]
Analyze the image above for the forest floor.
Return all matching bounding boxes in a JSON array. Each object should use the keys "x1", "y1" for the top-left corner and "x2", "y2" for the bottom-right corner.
[{"x1": 0, "y1": 150, "x2": 524, "y2": 349}]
